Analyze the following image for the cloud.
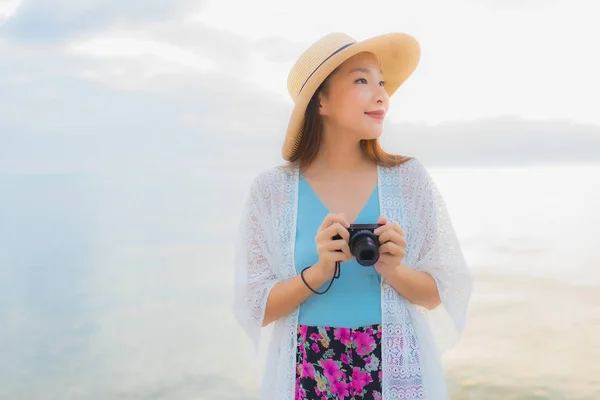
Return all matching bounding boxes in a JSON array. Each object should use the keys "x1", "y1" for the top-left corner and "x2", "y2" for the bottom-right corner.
[
  {"x1": 0, "y1": 0, "x2": 205, "y2": 43},
  {"x1": 381, "y1": 116, "x2": 600, "y2": 167},
  {"x1": 0, "y1": 34, "x2": 289, "y2": 176},
  {"x1": 1, "y1": 14, "x2": 598, "y2": 179},
  {"x1": 107, "y1": 20, "x2": 307, "y2": 81}
]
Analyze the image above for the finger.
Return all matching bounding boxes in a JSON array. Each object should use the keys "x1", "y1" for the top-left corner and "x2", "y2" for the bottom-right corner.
[
  {"x1": 337, "y1": 212, "x2": 349, "y2": 226},
  {"x1": 389, "y1": 222, "x2": 405, "y2": 237},
  {"x1": 374, "y1": 221, "x2": 404, "y2": 236},
  {"x1": 378, "y1": 230, "x2": 406, "y2": 247},
  {"x1": 332, "y1": 222, "x2": 350, "y2": 242},
  {"x1": 319, "y1": 222, "x2": 350, "y2": 242},
  {"x1": 326, "y1": 239, "x2": 353, "y2": 259},
  {"x1": 373, "y1": 223, "x2": 389, "y2": 236},
  {"x1": 377, "y1": 215, "x2": 387, "y2": 225},
  {"x1": 330, "y1": 239, "x2": 352, "y2": 258},
  {"x1": 318, "y1": 213, "x2": 336, "y2": 231},
  {"x1": 318, "y1": 241, "x2": 352, "y2": 261},
  {"x1": 319, "y1": 213, "x2": 350, "y2": 231},
  {"x1": 378, "y1": 229, "x2": 394, "y2": 244},
  {"x1": 375, "y1": 255, "x2": 391, "y2": 270},
  {"x1": 337, "y1": 245, "x2": 353, "y2": 260},
  {"x1": 330, "y1": 250, "x2": 352, "y2": 263},
  {"x1": 379, "y1": 242, "x2": 405, "y2": 256},
  {"x1": 317, "y1": 241, "x2": 346, "y2": 259},
  {"x1": 342, "y1": 242, "x2": 352, "y2": 259},
  {"x1": 379, "y1": 242, "x2": 393, "y2": 255},
  {"x1": 318, "y1": 223, "x2": 340, "y2": 240},
  {"x1": 376, "y1": 254, "x2": 394, "y2": 267}
]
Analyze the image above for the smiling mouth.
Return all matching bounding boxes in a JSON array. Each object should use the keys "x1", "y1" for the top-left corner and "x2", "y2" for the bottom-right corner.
[{"x1": 365, "y1": 111, "x2": 385, "y2": 120}]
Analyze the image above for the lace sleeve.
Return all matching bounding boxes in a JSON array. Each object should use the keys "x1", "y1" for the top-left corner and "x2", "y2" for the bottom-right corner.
[
  {"x1": 232, "y1": 175, "x2": 280, "y2": 353},
  {"x1": 402, "y1": 160, "x2": 474, "y2": 354}
]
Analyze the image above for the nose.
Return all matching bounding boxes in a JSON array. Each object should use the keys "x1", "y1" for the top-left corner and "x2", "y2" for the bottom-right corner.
[{"x1": 374, "y1": 84, "x2": 389, "y2": 105}]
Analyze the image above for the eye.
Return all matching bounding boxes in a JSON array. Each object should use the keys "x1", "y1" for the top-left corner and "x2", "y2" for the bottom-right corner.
[{"x1": 354, "y1": 77, "x2": 386, "y2": 86}]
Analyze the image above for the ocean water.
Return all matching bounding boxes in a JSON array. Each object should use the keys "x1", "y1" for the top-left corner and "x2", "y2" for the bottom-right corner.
[{"x1": 0, "y1": 163, "x2": 599, "y2": 399}]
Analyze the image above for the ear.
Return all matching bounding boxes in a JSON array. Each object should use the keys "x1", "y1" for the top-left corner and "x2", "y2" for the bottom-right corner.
[{"x1": 317, "y1": 91, "x2": 329, "y2": 116}]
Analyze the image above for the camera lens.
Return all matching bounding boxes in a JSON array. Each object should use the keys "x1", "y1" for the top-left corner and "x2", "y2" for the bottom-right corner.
[{"x1": 350, "y1": 230, "x2": 380, "y2": 266}]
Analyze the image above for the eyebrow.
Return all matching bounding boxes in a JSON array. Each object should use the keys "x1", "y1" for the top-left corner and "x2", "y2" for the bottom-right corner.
[{"x1": 348, "y1": 67, "x2": 383, "y2": 75}]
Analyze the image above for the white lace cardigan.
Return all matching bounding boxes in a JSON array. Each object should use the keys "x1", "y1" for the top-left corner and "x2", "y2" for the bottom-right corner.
[{"x1": 233, "y1": 158, "x2": 473, "y2": 399}]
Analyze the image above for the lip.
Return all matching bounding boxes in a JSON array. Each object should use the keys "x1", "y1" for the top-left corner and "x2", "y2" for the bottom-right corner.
[{"x1": 365, "y1": 110, "x2": 385, "y2": 120}]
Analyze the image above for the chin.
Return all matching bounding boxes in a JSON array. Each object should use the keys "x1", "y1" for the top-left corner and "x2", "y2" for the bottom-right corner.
[{"x1": 361, "y1": 129, "x2": 383, "y2": 141}]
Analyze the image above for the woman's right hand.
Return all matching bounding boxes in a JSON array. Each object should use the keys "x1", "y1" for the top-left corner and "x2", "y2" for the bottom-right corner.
[{"x1": 313, "y1": 213, "x2": 353, "y2": 279}]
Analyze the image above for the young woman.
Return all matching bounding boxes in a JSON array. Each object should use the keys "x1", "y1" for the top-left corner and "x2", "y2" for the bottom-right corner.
[{"x1": 233, "y1": 32, "x2": 473, "y2": 400}]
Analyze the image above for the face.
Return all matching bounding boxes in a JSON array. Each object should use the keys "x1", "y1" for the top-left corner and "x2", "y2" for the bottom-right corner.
[{"x1": 318, "y1": 52, "x2": 390, "y2": 141}]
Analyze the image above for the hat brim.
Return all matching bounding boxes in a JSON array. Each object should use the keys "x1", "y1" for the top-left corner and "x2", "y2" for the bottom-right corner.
[{"x1": 282, "y1": 32, "x2": 421, "y2": 161}]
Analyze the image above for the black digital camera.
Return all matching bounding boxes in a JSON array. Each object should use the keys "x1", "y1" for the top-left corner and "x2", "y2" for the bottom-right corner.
[{"x1": 333, "y1": 223, "x2": 384, "y2": 266}]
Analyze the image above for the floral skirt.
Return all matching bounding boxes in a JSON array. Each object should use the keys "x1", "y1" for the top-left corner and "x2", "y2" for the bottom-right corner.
[{"x1": 295, "y1": 323, "x2": 382, "y2": 400}]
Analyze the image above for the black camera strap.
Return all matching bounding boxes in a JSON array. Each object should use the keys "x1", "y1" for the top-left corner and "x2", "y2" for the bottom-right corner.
[{"x1": 301, "y1": 261, "x2": 341, "y2": 295}]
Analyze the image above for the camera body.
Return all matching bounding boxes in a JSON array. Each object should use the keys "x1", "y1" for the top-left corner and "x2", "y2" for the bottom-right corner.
[{"x1": 333, "y1": 223, "x2": 384, "y2": 266}]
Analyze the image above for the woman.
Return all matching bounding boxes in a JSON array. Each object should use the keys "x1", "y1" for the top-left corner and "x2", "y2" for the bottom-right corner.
[{"x1": 233, "y1": 32, "x2": 473, "y2": 400}]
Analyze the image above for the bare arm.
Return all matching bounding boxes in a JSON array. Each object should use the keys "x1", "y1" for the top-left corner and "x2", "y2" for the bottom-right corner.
[
  {"x1": 380, "y1": 264, "x2": 441, "y2": 310},
  {"x1": 262, "y1": 213, "x2": 353, "y2": 327},
  {"x1": 262, "y1": 264, "x2": 329, "y2": 326},
  {"x1": 373, "y1": 215, "x2": 441, "y2": 310}
]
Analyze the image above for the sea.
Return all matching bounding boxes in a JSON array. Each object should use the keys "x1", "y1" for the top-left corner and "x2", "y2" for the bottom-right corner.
[{"x1": 0, "y1": 162, "x2": 598, "y2": 399}]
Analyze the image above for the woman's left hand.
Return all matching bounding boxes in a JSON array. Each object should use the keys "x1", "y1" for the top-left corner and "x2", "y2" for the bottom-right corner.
[{"x1": 373, "y1": 216, "x2": 407, "y2": 276}]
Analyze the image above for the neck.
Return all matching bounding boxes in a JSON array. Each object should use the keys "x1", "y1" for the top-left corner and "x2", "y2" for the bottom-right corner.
[{"x1": 304, "y1": 125, "x2": 374, "y2": 176}]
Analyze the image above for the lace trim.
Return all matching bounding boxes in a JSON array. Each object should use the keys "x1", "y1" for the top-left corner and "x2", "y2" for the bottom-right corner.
[{"x1": 234, "y1": 159, "x2": 473, "y2": 399}]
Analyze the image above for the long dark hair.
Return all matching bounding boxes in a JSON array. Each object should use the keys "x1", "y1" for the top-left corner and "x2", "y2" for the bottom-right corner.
[{"x1": 288, "y1": 68, "x2": 415, "y2": 169}]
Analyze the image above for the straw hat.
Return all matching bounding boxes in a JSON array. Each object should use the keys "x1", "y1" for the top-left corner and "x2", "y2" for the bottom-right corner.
[{"x1": 282, "y1": 32, "x2": 421, "y2": 161}]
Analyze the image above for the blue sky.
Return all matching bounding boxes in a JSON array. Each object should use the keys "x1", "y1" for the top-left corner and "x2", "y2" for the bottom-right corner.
[{"x1": 1, "y1": 0, "x2": 599, "y2": 176}]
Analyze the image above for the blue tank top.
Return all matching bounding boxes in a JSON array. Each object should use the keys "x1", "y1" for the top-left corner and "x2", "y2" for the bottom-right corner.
[{"x1": 294, "y1": 173, "x2": 382, "y2": 328}]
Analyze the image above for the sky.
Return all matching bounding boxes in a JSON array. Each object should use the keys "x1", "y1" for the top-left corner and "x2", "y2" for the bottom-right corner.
[
  {"x1": 2, "y1": 3, "x2": 600, "y2": 398},
  {"x1": 1, "y1": 0, "x2": 599, "y2": 175}
]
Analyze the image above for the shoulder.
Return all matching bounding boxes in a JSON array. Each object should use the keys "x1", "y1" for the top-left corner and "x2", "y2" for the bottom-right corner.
[
  {"x1": 248, "y1": 162, "x2": 298, "y2": 194},
  {"x1": 391, "y1": 158, "x2": 437, "y2": 199},
  {"x1": 384, "y1": 157, "x2": 428, "y2": 181},
  {"x1": 402, "y1": 158, "x2": 437, "y2": 183},
  {"x1": 398, "y1": 157, "x2": 425, "y2": 174}
]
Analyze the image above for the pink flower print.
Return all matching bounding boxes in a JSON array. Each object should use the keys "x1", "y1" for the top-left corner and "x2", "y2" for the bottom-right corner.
[
  {"x1": 311, "y1": 343, "x2": 320, "y2": 353},
  {"x1": 310, "y1": 332, "x2": 321, "y2": 342},
  {"x1": 299, "y1": 325, "x2": 308, "y2": 340},
  {"x1": 350, "y1": 367, "x2": 373, "y2": 395},
  {"x1": 353, "y1": 331, "x2": 376, "y2": 356},
  {"x1": 378, "y1": 370, "x2": 382, "y2": 381},
  {"x1": 373, "y1": 390, "x2": 382, "y2": 400},
  {"x1": 376, "y1": 327, "x2": 382, "y2": 339},
  {"x1": 319, "y1": 359, "x2": 343, "y2": 383},
  {"x1": 295, "y1": 383, "x2": 306, "y2": 400},
  {"x1": 302, "y1": 360, "x2": 316, "y2": 380},
  {"x1": 340, "y1": 353, "x2": 350, "y2": 365},
  {"x1": 334, "y1": 327, "x2": 352, "y2": 346},
  {"x1": 330, "y1": 380, "x2": 350, "y2": 398}
]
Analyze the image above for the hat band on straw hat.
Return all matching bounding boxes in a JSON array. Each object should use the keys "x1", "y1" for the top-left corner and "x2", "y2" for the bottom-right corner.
[
  {"x1": 283, "y1": 32, "x2": 421, "y2": 161},
  {"x1": 297, "y1": 41, "x2": 355, "y2": 97}
]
